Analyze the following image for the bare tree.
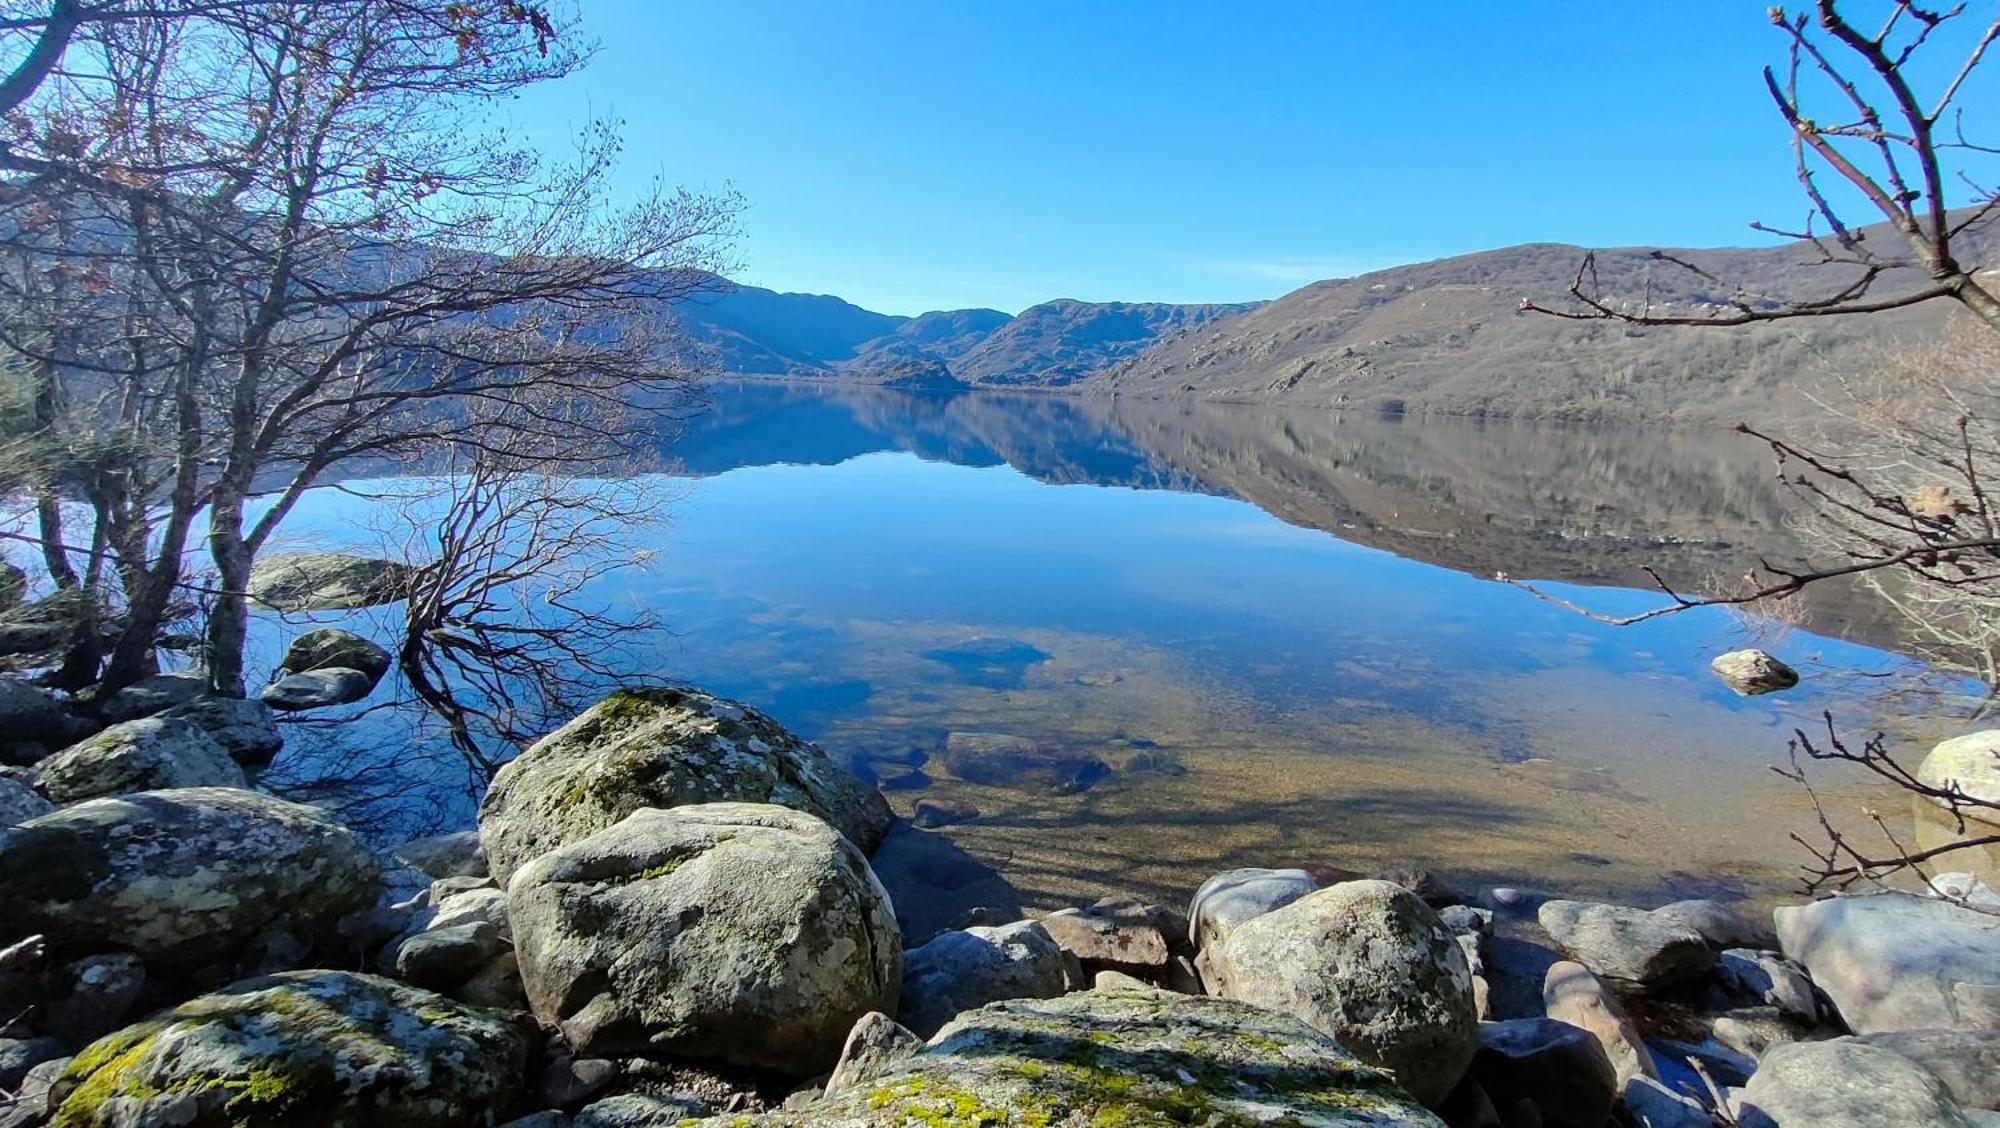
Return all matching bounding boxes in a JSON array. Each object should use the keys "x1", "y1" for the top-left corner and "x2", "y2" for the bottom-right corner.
[
  {"x1": 0, "y1": 0, "x2": 735, "y2": 694},
  {"x1": 1523, "y1": 1, "x2": 2000, "y2": 331}
]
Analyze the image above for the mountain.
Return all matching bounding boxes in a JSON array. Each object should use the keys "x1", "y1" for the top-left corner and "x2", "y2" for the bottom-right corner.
[
  {"x1": 1091, "y1": 219, "x2": 2000, "y2": 423},
  {"x1": 944, "y1": 299, "x2": 1258, "y2": 386}
]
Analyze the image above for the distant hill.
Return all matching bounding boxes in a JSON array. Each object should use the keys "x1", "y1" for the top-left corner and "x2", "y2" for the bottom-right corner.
[
  {"x1": 1091, "y1": 218, "x2": 2000, "y2": 423},
  {"x1": 944, "y1": 299, "x2": 1257, "y2": 386}
]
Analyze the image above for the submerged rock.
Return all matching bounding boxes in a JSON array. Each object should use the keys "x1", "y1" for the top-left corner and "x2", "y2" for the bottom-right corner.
[
  {"x1": 1709, "y1": 649, "x2": 1799, "y2": 695},
  {"x1": 507, "y1": 803, "x2": 900, "y2": 1076},
  {"x1": 247, "y1": 551, "x2": 416, "y2": 611},
  {"x1": 1203, "y1": 879, "x2": 1478, "y2": 1108},
  {"x1": 939, "y1": 731, "x2": 1109, "y2": 794},
  {"x1": 47, "y1": 970, "x2": 529, "y2": 1127},
  {"x1": 480, "y1": 687, "x2": 892, "y2": 883},
  {"x1": 260, "y1": 668, "x2": 376, "y2": 712},
  {"x1": 1775, "y1": 891, "x2": 2000, "y2": 1033},
  {"x1": 394, "y1": 829, "x2": 487, "y2": 879},
  {"x1": 694, "y1": 986, "x2": 1443, "y2": 1126},
  {"x1": 0, "y1": 787, "x2": 380, "y2": 978},
  {"x1": 34, "y1": 716, "x2": 245, "y2": 803}
]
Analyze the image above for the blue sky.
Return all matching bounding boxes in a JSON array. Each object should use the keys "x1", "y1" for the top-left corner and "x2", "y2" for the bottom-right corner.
[{"x1": 508, "y1": 2, "x2": 1961, "y2": 315}]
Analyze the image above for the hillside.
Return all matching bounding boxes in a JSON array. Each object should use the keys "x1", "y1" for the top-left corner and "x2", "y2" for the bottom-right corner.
[
  {"x1": 1091, "y1": 220, "x2": 2000, "y2": 422},
  {"x1": 943, "y1": 299, "x2": 1257, "y2": 386}
]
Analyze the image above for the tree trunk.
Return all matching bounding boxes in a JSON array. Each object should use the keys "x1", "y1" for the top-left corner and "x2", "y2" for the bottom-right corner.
[{"x1": 204, "y1": 486, "x2": 252, "y2": 699}]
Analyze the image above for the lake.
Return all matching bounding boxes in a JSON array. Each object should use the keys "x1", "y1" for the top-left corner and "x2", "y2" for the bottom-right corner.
[{"x1": 261, "y1": 381, "x2": 1968, "y2": 934}]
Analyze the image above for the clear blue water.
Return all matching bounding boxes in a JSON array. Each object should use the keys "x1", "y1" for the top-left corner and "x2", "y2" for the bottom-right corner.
[{"x1": 255, "y1": 382, "x2": 1961, "y2": 920}]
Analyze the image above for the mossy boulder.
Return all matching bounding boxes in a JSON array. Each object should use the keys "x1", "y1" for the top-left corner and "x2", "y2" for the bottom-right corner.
[
  {"x1": 47, "y1": 970, "x2": 530, "y2": 1128},
  {"x1": 35, "y1": 717, "x2": 246, "y2": 803},
  {"x1": 693, "y1": 985, "x2": 1443, "y2": 1126},
  {"x1": 478, "y1": 687, "x2": 892, "y2": 883},
  {"x1": 1203, "y1": 880, "x2": 1478, "y2": 1109},
  {"x1": 506, "y1": 802, "x2": 901, "y2": 1077},
  {"x1": 0, "y1": 788, "x2": 380, "y2": 980}
]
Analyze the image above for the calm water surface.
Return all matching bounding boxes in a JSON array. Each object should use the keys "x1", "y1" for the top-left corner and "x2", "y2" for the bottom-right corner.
[{"x1": 264, "y1": 382, "x2": 1967, "y2": 932}]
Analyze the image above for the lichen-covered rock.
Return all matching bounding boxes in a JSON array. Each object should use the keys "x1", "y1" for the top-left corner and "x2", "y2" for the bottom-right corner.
[
  {"x1": 247, "y1": 552, "x2": 416, "y2": 612},
  {"x1": 898, "y1": 920, "x2": 1067, "y2": 1037},
  {"x1": 0, "y1": 788, "x2": 380, "y2": 978},
  {"x1": 507, "y1": 803, "x2": 900, "y2": 1077},
  {"x1": 1737, "y1": 1039, "x2": 1974, "y2": 1127},
  {"x1": 479, "y1": 688, "x2": 892, "y2": 883},
  {"x1": 1537, "y1": 899, "x2": 1715, "y2": 991},
  {"x1": 1710, "y1": 649, "x2": 1799, "y2": 695},
  {"x1": 159, "y1": 697, "x2": 283, "y2": 767},
  {"x1": 259, "y1": 668, "x2": 376, "y2": 712},
  {"x1": 280, "y1": 628, "x2": 392, "y2": 682},
  {"x1": 46, "y1": 970, "x2": 529, "y2": 1128},
  {"x1": 1918, "y1": 730, "x2": 2000, "y2": 819},
  {"x1": 690, "y1": 986, "x2": 1443, "y2": 1126},
  {"x1": 34, "y1": 717, "x2": 245, "y2": 803},
  {"x1": 825, "y1": 1011, "x2": 922, "y2": 1093},
  {"x1": 0, "y1": 774, "x2": 52, "y2": 826},
  {"x1": 1203, "y1": 879, "x2": 1478, "y2": 1108},
  {"x1": 1775, "y1": 891, "x2": 2000, "y2": 1033}
]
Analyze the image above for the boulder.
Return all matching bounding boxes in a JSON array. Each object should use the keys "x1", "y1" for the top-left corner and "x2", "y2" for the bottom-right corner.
[
  {"x1": 160, "y1": 696, "x2": 283, "y2": 767},
  {"x1": 479, "y1": 688, "x2": 892, "y2": 883},
  {"x1": 825, "y1": 1010, "x2": 923, "y2": 1093},
  {"x1": 0, "y1": 787, "x2": 380, "y2": 977},
  {"x1": 33, "y1": 716, "x2": 245, "y2": 803},
  {"x1": 0, "y1": 1037, "x2": 65, "y2": 1092},
  {"x1": 1710, "y1": 649, "x2": 1799, "y2": 695},
  {"x1": 247, "y1": 551, "x2": 416, "y2": 611},
  {"x1": 91, "y1": 672, "x2": 206, "y2": 724},
  {"x1": 1037, "y1": 895, "x2": 1184, "y2": 977},
  {"x1": 1651, "y1": 898, "x2": 1777, "y2": 949},
  {"x1": 1848, "y1": 1029, "x2": 2000, "y2": 1111},
  {"x1": 1918, "y1": 730, "x2": 2000, "y2": 817},
  {"x1": 394, "y1": 829, "x2": 487, "y2": 878},
  {"x1": 1712, "y1": 1006, "x2": 1806, "y2": 1061},
  {"x1": 1543, "y1": 960, "x2": 1657, "y2": 1085},
  {"x1": 1715, "y1": 949, "x2": 1819, "y2": 1023},
  {"x1": 2, "y1": 1055, "x2": 70, "y2": 1128},
  {"x1": 507, "y1": 803, "x2": 900, "y2": 1076},
  {"x1": 43, "y1": 952, "x2": 145, "y2": 1045},
  {"x1": 0, "y1": 775, "x2": 52, "y2": 826},
  {"x1": 1737, "y1": 1038, "x2": 1974, "y2": 1126},
  {"x1": 281, "y1": 627, "x2": 392, "y2": 682},
  {"x1": 46, "y1": 970, "x2": 529, "y2": 1127},
  {"x1": 394, "y1": 922, "x2": 504, "y2": 991},
  {"x1": 1188, "y1": 866, "x2": 1320, "y2": 951},
  {"x1": 574, "y1": 1094, "x2": 710, "y2": 1127},
  {"x1": 691, "y1": 986, "x2": 1443, "y2": 1126},
  {"x1": 1203, "y1": 879, "x2": 1477, "y2": 1108},
  {"x1": 1469, "y1": 1018, "x2": 1617, "y2": 1128},
  {"x1": 1775, "y1": 892, "x2": 2000, "y2": 1032},
  {"x1": 260, "y1": 667, "x2": 376, "y2": 711},
  {"x1": 939, "y1": 731, "x2": 1109, "y2": 794},
  {"x1": 897, "y1": 920, "x2": 1067, "y2": 1037},
  {"x1": 1537, "y1": 899, "x2": 1715, "y2": 990},
  {"x1": 0, "y1": 680, "x2": 70, "y2": 748}
]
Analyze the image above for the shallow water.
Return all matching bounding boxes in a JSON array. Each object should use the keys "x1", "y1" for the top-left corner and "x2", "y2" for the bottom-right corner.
[{"x1": 258, "y1": 382, "x2": 1974, "y2": 927}]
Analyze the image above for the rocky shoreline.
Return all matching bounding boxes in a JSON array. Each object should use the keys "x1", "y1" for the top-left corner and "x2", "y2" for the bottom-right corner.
[{"x1": 0, "y1": 677, "x2": 1996, "y2": 1127}]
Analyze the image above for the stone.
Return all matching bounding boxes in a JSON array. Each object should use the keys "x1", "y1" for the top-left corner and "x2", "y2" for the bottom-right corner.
[
  {"x1": 1, "y1": 1055, "x2": 69, "y2": 1128},
  {"x1": 91, "y1": 672, "x2": 205, "y2": 724},
  {"x1": 394, "y1": 829, "x2": 487, "y2": 878},
  {"x1": 0, "y1": 680, "x2": 70, "y2": 748},
  {"x1": 33, "y1": 716, "x2": 246, "y2": 802},
  {"x1": 1775, "y1": 891, "x2": 2000, "y2": 1032},
  {"x1": 159, "y1": 696, "x2": 284, "y2": 767},
  {"x1": 0, "y1": 1037, "x2": 65, "y2": 1092},
  {"x1": 1469, "y1": 1018, "x2": 1617, "y2": 1128},
  {"x1": 1621, "y1": 1076, "x2": 1715, "y2": 1128},
  {"x1": 574, "y1": 1094, "x2": 711, "y2": 1127},
  {"x1": 825, "y1": 1011, "x2": 922, "y2": 1094},
  {"x1": 507, "y1": 803, "x2": 900, "y2": 1076},
  {"x1": 281, "y1": 627, "x2": 393, "y2": 682},
  {"x1": 260, "y1": 667, "x2": 377, "y2": 711},
  {"x1": 1037, "y1": 896, "x2": 1183, "y2": 977},
  {"x1": 1918, "y1": 730, "x2": 2000, "y2": 816},
  {"x1": 247, "y1": 551, "x2": 416, "y2": 611},
  {"x1": 897, "y1": 920, "x2": 1067, "y2": 1037},
  {"x1": 1651, "y1": 898, "x2": 1777, "y2": 950},
  {"x1": 1204, "y1": 879, "x2": 1477, "y2": 1108},
  {"x1": 1543, "y1": 960, "x2": 1657, "y2": 1085},
  {"x1": 909, "y1": 796, "x2": 977, "y2": 828},
  {"x1": 1712, "y1": 1007, "x2": 1806, "y2": 1061},
  {"x1": 1537, "y1": 899, "x2": 1715, "y2": 990},
  {"x1": 1187, "y1": 866, "x2": 1320, "y2": 951},
  {"x1": 394, "y1": 921, "x2": 503, "y2": 991},
  {"x1": 1439, "y1": 904, "x2": 1495, "y2": 937},
  {"x1": 541, "y1": 1056, "x2": 620, "y2": 1108},
  {"x1": 43, "y1": 952, "x2": 145, "y2": 1046},
  {"x1": 1715, "y1": 949, "x2": 1819, "y2": 1024},
  {"x1": 1736, "y1": 1038, "x2": 1974, "y2": 1127},
  {"x1": 479, "y1": 688, "x2": 892, "y2": 883},
  {"x1": 1710, "y1": 649, "x2": 1799, "y2": 695},
  {"x1": 1848, "y1": 1029, "x2": 2000, "y2": 1111},
  {"x1": 689, "y1": 986, "x2": 1443, "y2": 1126},
  {"x1": 46, "y1": 970, "x2": 529, "y2": 1127},
  {"x1": 0, "y1": 776, "x2": 51, "y2": 825},
  {"x1": 0, "y1": 787, "x2": 380, "y2": 978},
  {"x1": 453, "y1": 950, "x2": 525, "y2": 1010},
  {"x1": 939, "y1": 731, "x2": 1109, "y2": 794}
]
